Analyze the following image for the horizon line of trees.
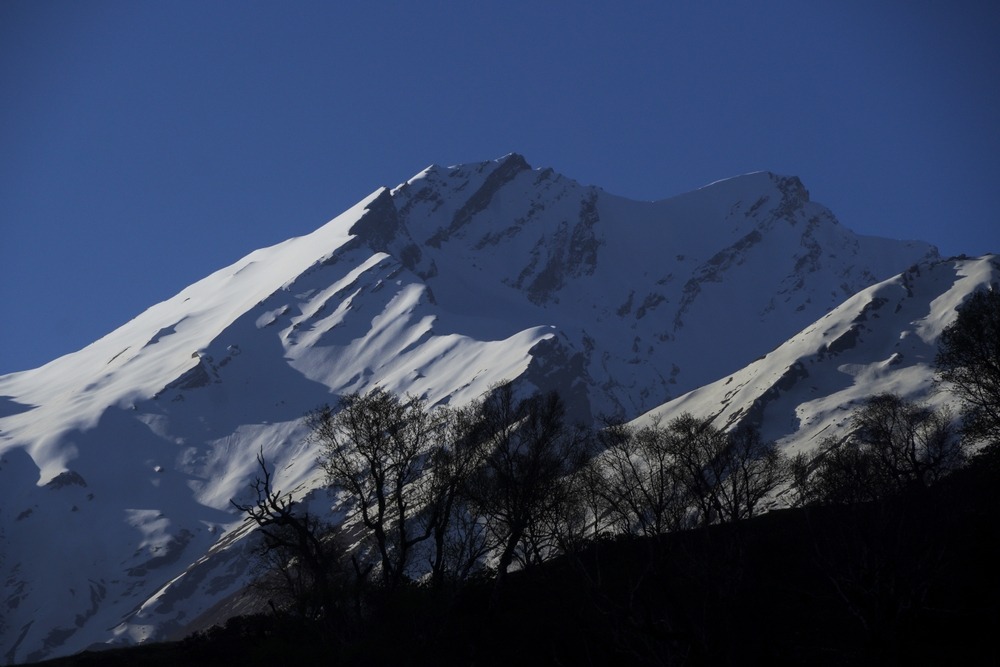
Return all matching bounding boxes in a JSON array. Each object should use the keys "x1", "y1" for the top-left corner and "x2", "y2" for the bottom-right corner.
[{"x1": 232, "y1": 286, "x2": 1000, "y2": 637}]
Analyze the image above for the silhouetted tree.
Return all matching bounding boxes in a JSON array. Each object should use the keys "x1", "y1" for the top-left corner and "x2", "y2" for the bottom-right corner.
[
  {"x1": 312, "y1": 389, "x2": 447, "y2": 590},
  {"x1": 798, "y1": 396, "x2": 962, "y2": 663},
  {"x1": 586, "y1": 418, "x2": 688, "y2": 537},
  {"x1": 936, "y1": 286, "x2": 1000, "y2": 447},
  {"x1": 853, "y1": 393, "x2": 962, "y2": 488},
  {"x1": 662, "y1": 414, "x2": 727, "y2": 527},
  {"x1": 714, "y1": 424, "x2": 788, "y2": 523},
  {"x1": 665, "y1": 414, "x2": 787, "y2": 526},
  {"x1": 422, "y1": 400, "x2": 495, "y2": 588},
  {"x1": 803, "y1": 395, "x2": 961, "y2": 505},
  {"x1": 463, "y1": 384, "x2": 588, "y2": 604},
  {"x1": 805, "y1": 436, "x2": 883, "y2": 505},
  {"x1": 232, "y1": 451, "x2": 346, "y2": 623}
]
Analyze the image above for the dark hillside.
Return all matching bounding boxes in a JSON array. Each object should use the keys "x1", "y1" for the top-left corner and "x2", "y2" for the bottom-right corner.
[{"x1": 26, "y1": 448, "x2": 1000, "y2": 667}]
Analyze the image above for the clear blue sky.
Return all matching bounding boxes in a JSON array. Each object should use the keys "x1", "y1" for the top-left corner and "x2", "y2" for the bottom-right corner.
[{"x1": 2, "y1": 1, "x2": 998, "y2": 374}]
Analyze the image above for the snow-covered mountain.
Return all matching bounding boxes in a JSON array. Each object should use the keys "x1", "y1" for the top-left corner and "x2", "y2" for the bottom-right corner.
[{"x1": 1, "y1": 153, "x2": 978, "y2": 663}]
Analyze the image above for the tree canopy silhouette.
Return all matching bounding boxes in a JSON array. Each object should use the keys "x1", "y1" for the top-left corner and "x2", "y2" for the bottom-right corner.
[{"x1": 936, "y1": 286, "x2": 1000, "y2": 448}]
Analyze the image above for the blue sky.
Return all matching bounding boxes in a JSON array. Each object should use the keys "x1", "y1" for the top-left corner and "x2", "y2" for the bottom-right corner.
[{"x1": 2, "y1": 1, "x2": 998, "y2": 374}]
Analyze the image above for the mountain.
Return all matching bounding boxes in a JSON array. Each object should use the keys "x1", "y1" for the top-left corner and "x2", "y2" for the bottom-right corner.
[{"x1": 0, "y1": 154, "x2": 967, "y2": 663}]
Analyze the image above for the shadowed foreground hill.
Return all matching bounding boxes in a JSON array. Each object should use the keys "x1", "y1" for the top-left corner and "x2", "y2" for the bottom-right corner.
[{"x1": 26, "y1": 448, "x2": 1000, "y2": 667}]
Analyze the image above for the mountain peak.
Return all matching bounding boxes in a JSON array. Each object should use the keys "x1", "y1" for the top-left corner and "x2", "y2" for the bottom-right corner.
[
  {"x1": 0, "y1": 156, "x2": 952, "y2": 663},
  {"x1": 497, "y1": 151, "x2": 531, "y2": 170},
  {"x1": 769, "y1": 172, "x2": 809, "y2": 203}
]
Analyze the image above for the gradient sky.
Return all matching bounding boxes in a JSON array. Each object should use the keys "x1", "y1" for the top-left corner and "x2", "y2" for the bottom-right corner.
[{"x1": 2, "y1": 1, "x2": 998, "y2": 375}]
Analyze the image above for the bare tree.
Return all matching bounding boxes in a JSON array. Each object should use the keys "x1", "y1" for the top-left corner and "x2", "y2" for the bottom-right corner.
[
  {"x1": 664, "y1": 414, "x2": 787, "y2": 526},
  {"x1": 311, "y1": 389, "x2": 447, "y2": 590},
  {"x1": 799, "y1": 406, "x2": 959, "y2": 663},
  {"x1": 803, "y1": 436, "x2": 883, "y2": 505},
  {"x1": 422, "y1": 400, "x2": 495, "y2": 588},
  {"x1": 714, "y1": 424, "x2": 788, "y2": 523},
  {"x1": 852, "y1": 393, "x2": 962, "y2": 488},
  {"x1": 587, "y1": 418, "x2": 688, "y2": 537},
  {"x1": 802, "y1": 395, "x2": 963, "y2": 506},
  {"x1": 463, "y1": 384, "x2": 588, "y2": 604},
  {"x1": 231, "y1": 451, "x2": 346, "y2": 623},
  {"x1": 936, "y1": 286, "x2": 1000, "y2": 447},
  {"x1": 662, "y1": 414, "x2": 728, "y2": 527}
]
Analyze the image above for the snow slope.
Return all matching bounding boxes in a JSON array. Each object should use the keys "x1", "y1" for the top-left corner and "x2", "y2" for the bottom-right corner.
[
  {"x1": 636, "y1": 255, "x2": 1000, "y2": 463},
  {"x1": 0, "y1": 155, "x2": 944, "y2": 662}
]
